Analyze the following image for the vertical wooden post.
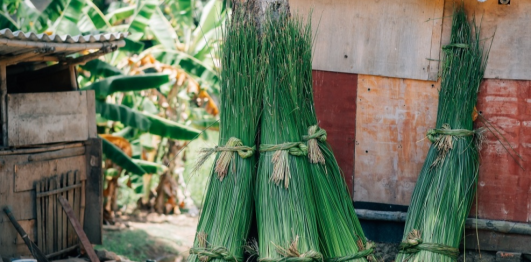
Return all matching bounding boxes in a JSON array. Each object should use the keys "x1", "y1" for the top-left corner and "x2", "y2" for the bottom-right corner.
[
  {"x1": 0, "y1": 63, "x2": 7, "y2": 147},
  {"x1": 69, "y1": 65, "x2": 78, "y2": 90}
]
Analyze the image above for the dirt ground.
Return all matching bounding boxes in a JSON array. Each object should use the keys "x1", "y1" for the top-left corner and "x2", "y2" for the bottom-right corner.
[{"x1": 96, "y1": 213, "x2": 526, "y2": 262}]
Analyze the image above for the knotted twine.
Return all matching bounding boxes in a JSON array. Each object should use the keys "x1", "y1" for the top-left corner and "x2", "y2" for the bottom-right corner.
[
  {"x1": 259, "y1": 142, "x2": 308, "y2": 188},
  {"x1": 258, "y1": 236, "x2": 323, "y2": 262},
  {"x1": 190, "y1": 232, "x2": 243, "y2": 262},
  {"x1": 302, "y1": 125, "x2": 327, "y2": 165},
  {"x1": 194, "y1": 137, "x2": 255, "y2": 181},
  {"x1": 325, "y1": 241, "x2": 376, "y2": 262},
  {"x1": 398, "y1": 230, "x2": 459, "y2": 260},
  {"x1": 426, "y1": 123, "x2": 484, "y2": 166}
]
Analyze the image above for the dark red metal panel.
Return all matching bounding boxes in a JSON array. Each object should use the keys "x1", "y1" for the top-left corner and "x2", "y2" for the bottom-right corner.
[
  {"x1": 475, "y1": 79, "x2": 531, "y2": 223},
  {"x1": 312, "y1": 70, "x2": 357, "y2": 195}
]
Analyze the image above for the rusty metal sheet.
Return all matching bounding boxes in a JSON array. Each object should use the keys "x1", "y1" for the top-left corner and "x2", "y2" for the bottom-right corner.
[
  {"x1": 475, "y1": 79, "x2": 531, "y2": 222},
  {"x1": 312, "y1": 70, "x2": 357, "y2": 195},
  {"x1": 353, "y1": 75, "x2": 439, "y2": 205},
  {"x1": 290, "y1": 0, "x2": 444, "y2": 81}
]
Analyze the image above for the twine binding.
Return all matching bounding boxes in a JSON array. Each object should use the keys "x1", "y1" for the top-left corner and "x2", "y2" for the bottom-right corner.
[
  {"x1": 325, "y1": 241, "x2": 375, "y2": 262},
  {"x1": 426, "y1": 124, "x2": 484, "y2": 166},
  {"x1": 258, "y1": 236, "x2": 323, "y2": 262},
  {"x1": 193, "y1": 137, "x2": 255, "y2": 181},
  {"x1": 190, "y1": 232, "x2": 243, "y2": 262},
  {"x1": 302, "y1": 125, "x2": 327, "y2": 165},
  {"x1": 398, "y1": 230, "x2": 459, "y2": 259},
  {"x1": 260, "y1": 142, "x2": 308, "y2": 188}
]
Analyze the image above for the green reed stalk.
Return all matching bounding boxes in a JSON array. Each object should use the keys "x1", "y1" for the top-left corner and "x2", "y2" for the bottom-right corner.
[
  {"x1": 395, "y1": 6, "x2": 490, "y2": 262},
  {"x1": 189, "y1": 5, "x2": 263, "y2": 262},
  {"x1": 255, "y1": 9, "x2": 321, "y2": 262}
]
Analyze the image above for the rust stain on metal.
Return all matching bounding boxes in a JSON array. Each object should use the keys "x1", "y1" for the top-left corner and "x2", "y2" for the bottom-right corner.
[
  {"x1": 312, "y1": 70, "x2": 357, "y2": 195},
  {"x1": 474, "y1": 79, "x2": 531, "y2": 223},
  {"x1": 353, "y1": 75, "x2": 439, "y2": 205}
]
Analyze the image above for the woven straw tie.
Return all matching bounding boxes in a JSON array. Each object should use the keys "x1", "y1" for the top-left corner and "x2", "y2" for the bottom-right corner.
[
  {"x1": 302, "y1": 125, "x2": 327, "y2": 165},
  {"x1": 426, "y1": 123, "x2": 483, "y2": 166},
  {"x1": 260, "y1": 142, "x2": 308, "y2": 188},
  {"x1": 398, "y1": 230, "x2": 459, "y2": 259},
  {"x1": 193, "y1": 137, "x2": 255, "y2": 181},
  {"x1": 190, "y1": 232, "x2": 243, "y2": 262},
  {"x1": 258, "y1": 237, "x2": 323, "y2": 262}
]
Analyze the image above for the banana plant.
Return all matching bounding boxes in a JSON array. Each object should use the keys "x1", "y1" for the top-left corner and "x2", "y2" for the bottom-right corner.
[{"x1": 1, "y1": 0, "x2": 225, "y2": 217}]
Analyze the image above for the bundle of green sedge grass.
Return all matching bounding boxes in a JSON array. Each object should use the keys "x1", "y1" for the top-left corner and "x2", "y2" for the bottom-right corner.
[
  {"x1": 254, "y1": 7, "x2": 322, "y2": 262},
  {"x1": 395, "y1": 6, "x2": 490, "y2": 262},
  {"x1": 188, "y1": 4, "x2": 263, "y2": 262},
  {"x1": 275, "y1": 11, "x2": 376, "y2": 262}
]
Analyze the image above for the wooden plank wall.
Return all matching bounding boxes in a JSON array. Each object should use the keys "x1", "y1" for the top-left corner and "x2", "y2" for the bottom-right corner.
[
  {"x1": 0, "y1": 146, "x2": 87, "y2": 257},
  {"x1": 290, "y1": 0, "x2": 444, "y2": 81},
  {"x1": 7, "y1": 90, "x2": 95, "y2": 147},
  {"x1": 353, "y1": 75, "x2": 439, "y2": 206}
]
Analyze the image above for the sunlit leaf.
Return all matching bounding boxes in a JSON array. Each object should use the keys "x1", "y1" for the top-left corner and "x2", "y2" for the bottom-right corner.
[
  {"x1": 101, "y1": 137, "x2": 147, "y2": 175},
  {"x1": 96, "y1": 101, "x2": 152, "y2": 131},
  {"x1": 84, "y1": 73, "x2": 170, "y2": 99}
]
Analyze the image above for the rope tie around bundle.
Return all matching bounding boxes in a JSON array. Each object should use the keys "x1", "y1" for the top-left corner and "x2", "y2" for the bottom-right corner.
[
  {"x1": 258, "y1": 236, "x2": 323, "y2": 262},
  {"x1": 190, "y1": 232, "x2": 243, "y2": 262},
  {"x1": 426, "y1": 123, "x2": 484, "y2": 166},
  {"x1": 302, "y1": 125, "x2": 327, "y2": 165},
  {"x1": 194, "y1": 137, "x2": 255, "y2": 181},
  {"x1": 260, "y1": 142, "x2": 308, "y2": 188},
  {"x1": 398, "y1": 230, "x2": 459, "y2": 259},
  {"x1": 325, "y1": 241, "x2": 375, "y2": 262}
]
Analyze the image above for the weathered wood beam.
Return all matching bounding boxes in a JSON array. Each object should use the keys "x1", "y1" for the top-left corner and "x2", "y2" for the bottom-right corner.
[{"x1": 0, "y1": 63, "x2": 7, "y2": 147}]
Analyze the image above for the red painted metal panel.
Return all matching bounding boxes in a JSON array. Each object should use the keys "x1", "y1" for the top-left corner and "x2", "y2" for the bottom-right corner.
[
  {"x1": 475, "y1": 79, "x2": 531, "y2": 223},
  {"x1": 312, "y1": 70, "x2": 357, "y2": 195}
]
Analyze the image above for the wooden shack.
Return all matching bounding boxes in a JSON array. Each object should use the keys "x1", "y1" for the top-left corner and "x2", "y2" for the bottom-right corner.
[
  {"x1": 291, "y1": 0, "x2": 531, "y2": 254},
  {"x1": 0, "y1": 29, "x2": 125, "y2": 259}
]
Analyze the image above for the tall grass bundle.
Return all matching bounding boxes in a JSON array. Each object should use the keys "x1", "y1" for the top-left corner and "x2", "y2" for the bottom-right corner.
[
  {"x1": 395, "y1": 6, "x2": 490, "y2": 262},
  {"x1": 189, "y1": 4, "x2": 263, "y2": 262},
  {"x1": 255, "y1": 9, "x2": 321, "y2": 262},
  {"x1": 295, "y1": 17, "x2": 375, "y2": 262}
]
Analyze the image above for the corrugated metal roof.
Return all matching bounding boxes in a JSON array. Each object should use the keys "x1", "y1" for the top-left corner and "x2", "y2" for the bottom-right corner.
[
  {"x1": 0, "y1": 29, "x2": 127, "y2": 58},
  {"x1": 0, "y1": 29, "x2": 127, "y2": 44}
]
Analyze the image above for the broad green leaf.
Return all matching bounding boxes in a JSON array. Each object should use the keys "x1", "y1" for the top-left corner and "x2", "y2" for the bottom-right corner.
[
  {"x1": 104, "y1": 168, "x2": 120, "y2": 177},
  {"x1": 189, "y1": 0, "x2": 223, "y2": 54},
  {"x1": 0, "y1": 12, "x2": 18, "y2": 30},
  {"x1": 121, "y1": 38, "x2": 145, "y2": 53},
  {"x1": 149, "y1": 7, "x2": 177, "y2": 50},
  {"x1": 81, "y1": 59, "x2": 122, "y2": 79},
  {"x1": 151, "y1": 49, "x2": 219, "y2": 86},
  {"x1": 144, "y1": 113, "x2": 201, "y2": 140},
  {"x1": 85, "y1": 1, "x2": 109, "y2": 29},
  {"x1": 132, "y1": 159, "x2": 166, "y2": 174},
  {"x1": 127, "y1": 0, "x2": 158, "y2": 38},
  {"x1": 141, "y1": 99, "x2": 159, "y2": 114},
  {"x1": 106, "y1": 5, "x2": 135, "y2": 25},
  {"x1": 36, "y1": 0, "x2": 86, "y2": 34},
  {"x1": 95, "y1": 101, "x2": 151, "y2": 131},
  {"x1": 101, "y1": 137, "x2": 147, "y2": 175},
  {"x1": 84, "y1": 73, "x2": 170, "y2": 99}
]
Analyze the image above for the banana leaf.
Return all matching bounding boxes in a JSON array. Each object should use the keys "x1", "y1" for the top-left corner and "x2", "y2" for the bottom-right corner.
[
  {"x1": 101, "y1": 137, "x2": 147, "y2": 175},
  {"x1": 189, "y1": 0, "x2": 223, "y2": 55},
  {"x1": 151, "y1": 49, "x2": 219, "y2": 86},
  {"x1": 35, "y1": 0, "x2": 85, "y2": 34},
  {"x1": 143, "y1": 113, "x2": 201, "y2": 140},
  {"x1": 149, "y1": 7, "x2": 177, "y2": 50},
  {"x1": 85, "y1": 1, "x2": 109, "y2": 29},
  {"x1": 84, "y1": 73, "x2": 170, "y2": 99},
  {"x1": 121, "y1": 38, "x2": 145, "y2": 53},
  {"x1": 128, "y1": 0, "x2": 158, "y2": 38},
  {"x1": 95, "y1": 101, "x2": 151, "y2": 131},
  {"x1": 81, "y1": 59, "x2": 122, "y2": 78},
  {"x1": 132, "y1": 159, "x2": 166, "y2": 174},
  {"x1": 106, "y1": 5, "x2": 135, "y2": 25}
]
